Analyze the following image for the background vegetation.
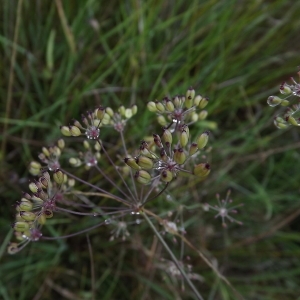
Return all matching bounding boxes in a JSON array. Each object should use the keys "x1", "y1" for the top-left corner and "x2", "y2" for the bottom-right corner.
[{"x1": 1, "y1": 0, "x2": 300, "y2": 299}]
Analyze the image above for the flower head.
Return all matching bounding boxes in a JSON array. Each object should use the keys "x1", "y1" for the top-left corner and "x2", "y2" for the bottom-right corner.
[{"x1": 204, "y1": 190, "x2": 243, "y2": 228}]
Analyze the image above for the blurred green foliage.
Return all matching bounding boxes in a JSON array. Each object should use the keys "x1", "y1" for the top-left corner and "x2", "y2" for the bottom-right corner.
[{"x1": 1, "y1": 0, "x2": 300, "y2": 299}]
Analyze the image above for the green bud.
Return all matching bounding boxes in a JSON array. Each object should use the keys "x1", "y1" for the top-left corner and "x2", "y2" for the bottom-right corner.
[
  {"x1": 39, "y1": 176, "x2": 49, "y2": 189},
  {"x1": 13, "y1": 221, "x2": 30, "y2": 232},
  {"x1": 194, "y1": 95, "x2": 203, "y2": 106},
  {"x1": 29, "y1": 161, "x2": 42, "y2": 176},
  {"x1": 198, "y1": 110, "x2": 208, "y2": 120},
  {"x1": 42, "y1": 147, "x2": 50, "y2": 157},
  {"x1": 189, "y1": 142, "x2": 198, "y2": 156},
  {"x1": 106, "y1": 107, "x2": 114, "y2": 117},
  {"x1": 174, "y1": 148, "x2": 186, "y2": 164},
  {"x1": 287, "y1": 116, "x2": 299, "y2": 126},
  {"x1": 275, "y1": 122, "x2": 289, "y2": 129},
  {"x1": 60, "y1": 126, "x2": 72, "y2": 136},
  {"x1": 185, "y1": 87, "x2": 195, "y2": 109},
  {"x1": 20, "y1": 211, "x2": 36, "y2": 222},
  {"x1": 173, "y1": 96, "x2": 181, "y2": 108},
  {"x1": 135, "y1": 170, "x2": 151, "y2": 184},
  {"x1": 69, "y1": 157, "x2": 82, "y2": 167},
  {"x1": 53, "y1": 169, "x2": 64, "y2": 184},
  {"x1": 194, "y1": 163, "x2": 210, "y2": 177},
  {"x1": 118, "y1": 105, "x2": 126, "y2": 116},
  {"x1": 280, "y1": 83, "x2": 292, "y2": 94},
  {"x1": 267, "y1": 96, "x2": 282, "y2": 107},
  {"x1": 197, "y1": 131, "x2": 209, "y2": 149},
  {"x1": 180, "y1": 129, "x2": 189, "y2": 147},
  {"x1": 18, "y1": 199, "x2": 33, "y2": 212},
  {"x1": 57, "y1": 138, "x2": 65, "y2": 149},
  {"x1": 162, "y1": 128, "x2": 172, "y2": 145},
  {"x1": 69, "y1": 126, "x2": 81, "y2": 136},
  {"x1": 124, "y1": 108, "x2": 133, "y2": 119},
  {"x1": 157, "y1": 115, "x2": 167, "y2": 126},
  {"x1": 101, "y1": 113, "x2": 111, "y2": 125},
  {"x1": 191, "y1": 112, "x2": 199, "y2": 122},
  {"x1": 29, "y1": 182, "x2": 39, "y2": 193},
  {"x1": 147, "y1": 101, "x2": 157, "y2": 112},
  {"x1": 165, "y1": 99, "x2": 175, "y2": 112},
  {"x1": 95, "y1": 107, "x2": 106, "y2": 120},
  {"x1": 160, "y1": 149, "x2": 168, "y2": 162},
  {"x1": 160, "y1": 170, "x2": 173, "y2": 182},
  {"x1": 281, "y1": 99, "x2": 290, "y2": 106},
  {"x1": 199, "y1": 97, "x2": 209, "y2": 109},
  {"x1": 136, "y1": 156, "x2": 154, "y2": 169},
  {"x1": 73, "y1": 119, "x2": 83, "y2": 128},
  {"x1": 124, "y1": 157, "x2": 140, "y2": 170},
  {"x1": 155, "y1": 102, "x2": 165, "y2": 113},
  {"x1": 131, "y1": 105, "x2": 138, "y2": 115}
]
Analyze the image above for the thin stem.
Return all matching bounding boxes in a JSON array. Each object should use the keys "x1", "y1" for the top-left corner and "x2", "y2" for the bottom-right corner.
[
  {"x1": 61, "y1": 168, "x2": 130, "y2": 205},
  {"x1": 86, "y1": 235, "x2": 95, "y2": 300},
  {"x1": 94, "y1": 164, "x2": 131, "y2": 201},
  {"x1": 97, "y1": 139, "x2": 138, "y2": 203},
  {"x1": 120, "y1": 130, "x2": 139, "y2": 201},
  {"x1": 143, "y1": 213, "x2": 204, "y2": 300}
]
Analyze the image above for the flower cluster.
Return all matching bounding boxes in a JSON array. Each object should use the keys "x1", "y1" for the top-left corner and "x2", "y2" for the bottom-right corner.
[
  {"x1": 9, "y1": 170, "x2": 73, "y2": 254},
  {"x1": 125, "y1": 125, "x2": 211, "y2": 186},
  {"x1": 203, "y1": 190, "x2": 243, "y2": 228},
  {"x1": 29, "y1": 139, "x2": 65, "y2": 175},
  {"x1": 267, "y1": 71, "x2": 300, "y2": 128},
  {"x1": 147, "y1": 87, "x2": 209, "y2": 127}
]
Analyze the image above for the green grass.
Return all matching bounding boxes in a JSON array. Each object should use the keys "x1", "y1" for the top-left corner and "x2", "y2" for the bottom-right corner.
[{"x1": 1, "y1": 0, "x2": 300, "y2": 299}]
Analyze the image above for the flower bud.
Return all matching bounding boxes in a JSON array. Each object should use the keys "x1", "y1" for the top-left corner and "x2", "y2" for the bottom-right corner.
[
  {"x1": 281, "y1": 99, "x2": 290, "y2": 106},
  {"x1": 42, "y1": 147, "x2": 50, "y2": 157},
  {"x1": 267, "y1": 96, "x2": 282, "y2": 107},
  {"x1": 174, "y1": 148, "x2": 186, "y2": 164},
  {"x1": 279, "y1": 83, "x2": 292, "y2": 94},
  {"x1": 157, "y1": 115, "x2": 167, "y2": 126},
  {"x1": 135, "y1": 170, "x2": 151, "y2": 184},
  {"x1": 95, "y1": 107, "x2": 106, "y2": 120},
  {"x1": 153, "y1": 134, "x2": 163, "y2": 148},
  {"x1": 136, "y1": 156, "x2": 154, "y2": 169},
  {"x1": 13, "y1": 221, "x2": 30, "y2": 232},
  {"x1": 124, "y1": 157, "x2": 140, "y2": 170},
  {"x1": 147, "y1": 101, "x2": 157, "y2": 112},
  {"x1": 118, "y1": 105, "x2": 126, "y2": 116},
  {"x1": 131, "y1": 104, "x2": 138, "y2": 115},
  {"x1": 198, "y1": 110, "x2": 208, "y2": 120},
  {"x1": 57, "y1": 138, "x2": 65, "y2": 149},
  {"x1": 60, "y1": 126, "x2": 72, "y2": 136},
  {"x1": 18, "y1": 199, "x2": 33, "y2": 212},
  {"x1": 194, "y1": 163, "x2": 210, "y2": 177},
  {"x1": 197, "y1": 131, "x2": 209, "y2": 149},
  {"x1": 160, "y1": 170, "x2": 173, "y2": 182},
  {"x1": 155, "y1": 102, "x2": 165, "y2": 113},
  {"x1": 69, "y1": 126, "x2": 81, "y2": 136},
  {"x1": 39, "y1": 176, "x2": 49, "y2": 189},
  {"x1": 189, "y1": 142, "x2": 198, "y2": 156},
  {"x1": 185, "y1": 87, "x2": 195, "y2": 109},
  {"x1": 162, "y1": 128, "x2": 172, "y2": 145},
  {"x1": 20, "y1": 211, "x2": 36, "y2": 222},
  {"x1": 179, "y1": 129, "x2": 189, "y2": 147},
  {"x1": 106, "y1": 107, "x2": 114, "y2": 117},
  {"x1": 287, "y1": 116, "x2": 299, "y2": 126},
  {"x1": 69, "y1": 157, "x2": 82, "y2": 167},
  {"x1": 124, "y1": 108, "x2": 133, "y2": 119},
  {"x1": 165, "y1": 99, "x2": 175, "y2": 112},
  {"x1": 199, "y1": 97, "x2": 209, "y2": 109},
  {"x1": 29, "y1": 161, "x2": 42, "y2": 176},
  {"x1": 53, "y1": 169, "x2": 64, "y2": 184},
  {"x1": 157, "y1": 149, "x2": 166, "y2": 162},
  {"x1": 173, "y1": 96, "x2": 181, "y2": 108},
  {"x1": 29, "y1": 182, "x2": 39, "y2": 193},
  {"x1": 194, "y1": 95, "x2": 203, "y2": 106}
]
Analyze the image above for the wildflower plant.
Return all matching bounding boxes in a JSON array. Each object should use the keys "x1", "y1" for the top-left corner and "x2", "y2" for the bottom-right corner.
[
  {"x1": 8, "y1": 88, "x2": 243, "y2": 299},
  {"x1": 267, "y1": 71, "x2": 300, "y2": 129}
]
